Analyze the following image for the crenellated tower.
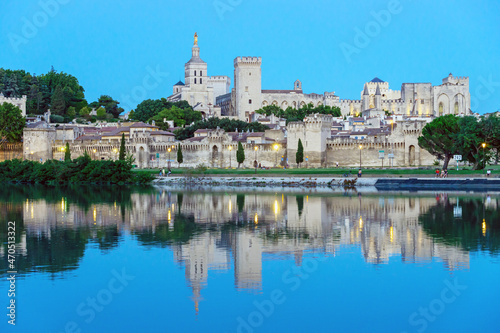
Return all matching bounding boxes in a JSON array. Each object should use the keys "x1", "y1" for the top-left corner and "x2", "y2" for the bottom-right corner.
[{"x1": 233, "y1": 56, "x2": 262, "y2": 121}]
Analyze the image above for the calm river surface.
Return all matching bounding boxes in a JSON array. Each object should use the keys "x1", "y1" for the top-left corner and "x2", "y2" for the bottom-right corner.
[{"x1": 1, "y1": 185, "x2": 499, "y2": 333}]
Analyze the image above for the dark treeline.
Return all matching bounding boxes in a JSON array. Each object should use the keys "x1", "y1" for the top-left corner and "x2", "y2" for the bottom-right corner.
[{"x1": 0, "y1": 154, "x2": 154, "y2": 185}]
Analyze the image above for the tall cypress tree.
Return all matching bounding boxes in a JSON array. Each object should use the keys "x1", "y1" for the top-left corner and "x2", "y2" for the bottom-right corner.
[
  {"x1": 177, "y1": 144, "x2": 183, "y2": 167},
  {"x1": 119, "y1": 133, "x2": 126, "y2": 160},
  {"x1": 236, "y1": 142, "x2": 245, "y2": 168},
  {"x1": 296, "y1": 139, "x2": 304, "y2": 167},
  {"x1": 64, "y1": 142, "x2": 71, "y2": 161},
  {"x1": 51, "y1": 84, "x2": 66, "y2": 115}
]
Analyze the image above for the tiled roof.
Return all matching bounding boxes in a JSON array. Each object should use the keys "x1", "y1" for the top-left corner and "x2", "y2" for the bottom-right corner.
[
  {"x1": 150, "y1": 130, "x2": 175, "y2": 136},
  {"x1": 129, "y1": 122, "x2": 157, "y2": 128}
]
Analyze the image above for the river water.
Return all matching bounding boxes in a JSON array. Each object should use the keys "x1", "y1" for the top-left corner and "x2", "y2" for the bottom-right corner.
[{"x1": 1, "y1": 185, "x2": 499, "y2": 333}]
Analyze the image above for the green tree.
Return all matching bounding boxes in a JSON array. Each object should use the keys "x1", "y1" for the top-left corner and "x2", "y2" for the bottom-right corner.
[
  {"x1": 134, "y1": 99, "x2": 193, "y2": 122},
  {"x1": 177, "y1": 144, "x2": 183, "y2": 167},
  {"x1": 174, "y1": 117, "x2": 269, "y2": 140},
  {"x1": 296, "y1": 139, "x2": 304, "y2": 167},
  {"x1": 79, "y1": 106, "x2": 91, "y2": 118},
  {"x1": 96, "y1": 107, "x2": 106, "y2": 120},
  {"x1": 0, "y1": 103, "x2": 26, "y2": 144},
  {"x1": 51, "y1": 84, "x2": 66, "y2": 115},
  {"x1": 119, "y1": 134, "x2": 126, "y2": 161},
  {"x1": 418, "y1": 115, "x2": 460, "y2": 170},
  {"x1": 95, "y1": 95, "x2": 123, "y2": 118},
  {"x1": 67, "y1": 106, "x2": 76, "y2": 118},
  {"x1": 64, "y1": 142, "x2": 71, "y2": 161},
  {"x1": 454, "y1": 116, "x2": 486, "y2": 169},
  {"x1": 236, "y1": 142, "x2": 245, "y2": 168},
  {"x1": 255, "y1": 103, "x2": 342, "y2": 124},
  {"x1": 128, "y1": 110, "x2": 135, "y2": 120}
]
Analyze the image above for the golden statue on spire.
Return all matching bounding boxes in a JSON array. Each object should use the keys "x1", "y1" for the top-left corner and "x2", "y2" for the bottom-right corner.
[{"x1": 194, "y1": 32, "x2": 198, "y2": 46}]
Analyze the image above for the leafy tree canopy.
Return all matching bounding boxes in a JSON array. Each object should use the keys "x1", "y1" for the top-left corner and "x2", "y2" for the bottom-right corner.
[
  {"x1": 174, "y1": 117, "x2": 270, "y2": 140},
  {"x1": 255, "y1": 103, "x2": 342, "y2": 124},
  {"x1": 148, "y1": 105, "x2": 202, "y2": 129},
  {"x1": 418, "y1": 114, "x2": 460, "y2": 170},
  {"x1": 0, "y1": 102, "x2": 26, "y2": 143},
  {"x1": 0, "y1": 67, "x2": 86, "y2": 116},
  {"x1": 134, "y1": 98, "x2": 191, "y2": 122}
]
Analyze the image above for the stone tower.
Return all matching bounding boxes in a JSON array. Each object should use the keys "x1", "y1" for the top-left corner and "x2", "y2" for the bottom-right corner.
[
  {"x1": 362, "y1": 83, "x2": 370, "y2": 111},
  {"x1": 184, "y1": 33, "x2": 208, "y2": 93},
  {"x1": 287, "y1": 114, "x2": 333, "y2": 168},
  {"x1": 233, "y1": 56, "x2": 262, "y2": 121},
  {"x1": 375, "y1": 83, "x2": 381, "y2": 110}
]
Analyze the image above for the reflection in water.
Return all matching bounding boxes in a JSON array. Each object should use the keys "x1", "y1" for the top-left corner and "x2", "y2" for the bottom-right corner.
[{"x1": 1, "y1": 185, "x2": 499, "y2": 311}]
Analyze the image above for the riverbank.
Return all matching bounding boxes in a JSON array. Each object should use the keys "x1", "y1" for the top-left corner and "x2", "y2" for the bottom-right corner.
[{"x1": 153, "y1": 175, "x2": 500, "y2": 191}]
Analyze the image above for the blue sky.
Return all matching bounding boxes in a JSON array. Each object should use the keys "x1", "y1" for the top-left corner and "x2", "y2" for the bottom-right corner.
[{"x1": 1, "y1": 0, "x2": 499, "y2": 114}]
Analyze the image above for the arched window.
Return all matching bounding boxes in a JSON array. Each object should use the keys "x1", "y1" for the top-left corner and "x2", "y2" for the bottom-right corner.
[
  {"x1": 200, "y1": 78, "x2": 202, "y2": 84},
  {"x1": 194, "y1": 78, "x2": 197, "y2": 84},
  {"x1": 194, "y1": 70, "x2": 197, "y2": 76},
  {"x1": 439, "y1": 102, "x2": 443, "y2": 115},
  {"x1": 454, "y1": 102, "x2": 459, "y2": 114},
  {"x1": 200, "y1": 71, "x2": 203, "y2": 76}
]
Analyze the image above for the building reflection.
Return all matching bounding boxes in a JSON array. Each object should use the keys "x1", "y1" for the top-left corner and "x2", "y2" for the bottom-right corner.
[{"x1": 2, "y1": 188, "x2": 499, "y2": 311}]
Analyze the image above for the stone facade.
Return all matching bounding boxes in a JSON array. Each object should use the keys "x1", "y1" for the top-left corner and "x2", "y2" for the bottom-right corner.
[{"x1": 0, "y1": 93, "x2": 27, "y2": 117}]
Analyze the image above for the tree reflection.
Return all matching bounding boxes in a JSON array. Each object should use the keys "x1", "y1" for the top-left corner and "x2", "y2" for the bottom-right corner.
[{"x1": 420, "y1": 196, "x2": 500, "y2": 254}]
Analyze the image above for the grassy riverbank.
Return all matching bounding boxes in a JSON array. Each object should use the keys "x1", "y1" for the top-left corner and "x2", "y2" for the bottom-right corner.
[{"x1": 137, "y1": 165, "x2": 500, "y2": 177}]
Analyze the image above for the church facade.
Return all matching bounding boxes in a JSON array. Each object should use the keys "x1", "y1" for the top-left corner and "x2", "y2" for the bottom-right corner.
[{"x1": 167, "y1": 33, "x2": 230, "y2": 117}]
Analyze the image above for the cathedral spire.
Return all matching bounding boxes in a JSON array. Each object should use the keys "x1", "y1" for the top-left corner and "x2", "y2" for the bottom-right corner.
[
  {"x1": 191, "y1": 32, "x2": 200, "y2": 59},
  {"x1": 363, "y1": 83, "x2": 369, "y2": 95}
]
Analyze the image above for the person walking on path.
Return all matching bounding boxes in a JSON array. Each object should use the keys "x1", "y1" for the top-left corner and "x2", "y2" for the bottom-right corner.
[
  {"x1": 358, "y1": 169, "x2": 362, "y2": 178},
  {"x1": 162, "y1": 168, "x2": 165, "y2": 177},
  {"x1": 487, "y1": 169, "x2": 491, "y2": 178},
  {"x1": 167, "y1": 168, "x2": 172, "y2": 177}
]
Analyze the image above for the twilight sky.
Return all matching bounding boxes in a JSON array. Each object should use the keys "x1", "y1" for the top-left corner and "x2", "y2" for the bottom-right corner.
[{"x1": 1, "y1": 0, "x2": 499, "y2": 114}]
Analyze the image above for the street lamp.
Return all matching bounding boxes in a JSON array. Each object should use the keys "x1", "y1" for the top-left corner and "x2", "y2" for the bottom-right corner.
[
  {"x1": 93, "y1": 149, "x2": 97, "y2": 160},
  {"x1": 482, "y1": 142, "x2": 486, "y2": 176},
  {"x1": 167, "y1": 147, "x2": 171, "y2": 169},
  {"x1": 254, "y1": 146, "x2": 258, "y2": 174},
  {"x1": 228, "y1": 145, "x2": 232, "y2": 168},
  {"x1": 359, "y1": 144, "x2": 362, "y2": 168},
  {"x1": 273, "y1": 144, "x2": 279, "y2": 167}
]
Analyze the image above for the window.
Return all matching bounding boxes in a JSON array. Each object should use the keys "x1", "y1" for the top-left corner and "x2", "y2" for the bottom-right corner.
[
  {"x1": 194, "y1": 70, "x2": 197, "y2": 76},
  {"x1": 194, "y1": 78, "x2": 197, "y2": 84},
  {"x1": 245, "y1": 86, "x2": 248, "y2": 92},
  {"x1": 249, "y1": 72, "x2": 251, "y2": 76},
  {"x1": 421, "y1": 99, "x2": 424, "y2": 104},
  {"x1": 200, "y1": 78, "x2": 202, "y2": 84},
  {"x1": 249, "y1": 99, "x2": 252, "y2": 104},
  {"x1": 200, "y1": 71, "x2": 203, "y2": 76}
]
